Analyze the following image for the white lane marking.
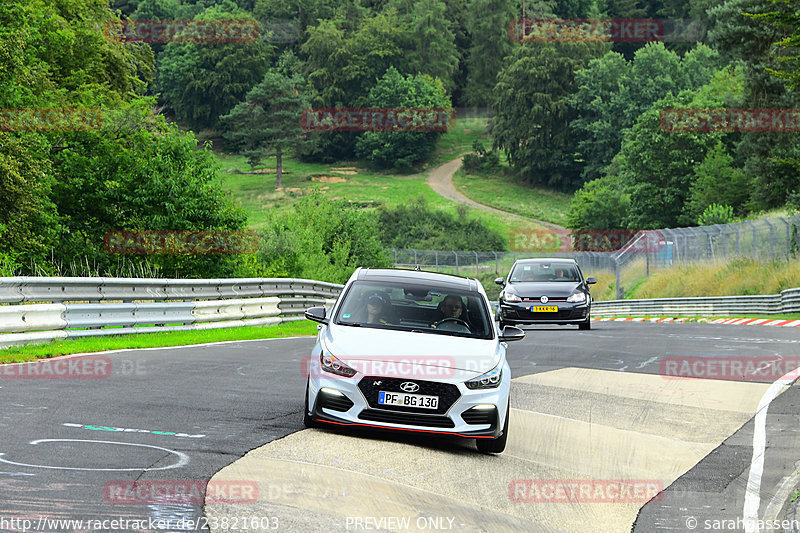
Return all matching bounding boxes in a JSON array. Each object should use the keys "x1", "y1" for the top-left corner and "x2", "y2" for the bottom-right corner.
[
  {"x1": 743, "y1": 371, "x2": 800, "y2": 533},
  {"x1": 0, "y1": 439, "x2": 190, "y2": 472}
]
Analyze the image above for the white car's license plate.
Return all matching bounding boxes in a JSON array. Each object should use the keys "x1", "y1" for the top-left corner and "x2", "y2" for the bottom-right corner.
[{"x1": 378, "y1": 391, "x2": 439, "y2": 409}]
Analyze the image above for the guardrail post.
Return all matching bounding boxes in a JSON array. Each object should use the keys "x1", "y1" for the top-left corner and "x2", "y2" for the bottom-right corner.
[
  {"x1": 434, "y1": 251, "x2": 439, "y2": 272},
  {"x1": 614, "y1": 257, "x2": 622, "y2": 300},
  {"x1": 494, "y1": 252, "x2": 498, "y2": 273},
  {"x1": 474, "y1": 251, "x2": 479, "y2": 275},
  {"x1": 454, "y1": 252, "x2": 459, "y2": 275}
]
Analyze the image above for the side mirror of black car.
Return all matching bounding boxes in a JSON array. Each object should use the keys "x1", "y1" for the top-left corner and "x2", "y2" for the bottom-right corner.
[
  {"x1": 494, "y1": 277, "x2": 505, "y2": 286},
  {"x1": 586, "y1": 277, "x2": 597, "y2": 285},
  {"x1": 499, "y1": 325, "x2": 525, "y2": 342},
  {"x1": 305, "y1": 306, "x2": 329, "y2": 324}
]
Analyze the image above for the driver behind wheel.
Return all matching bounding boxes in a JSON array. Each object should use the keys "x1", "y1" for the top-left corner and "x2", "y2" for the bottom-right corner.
[{"x1": 431, "y1": 294, "x2": 467, "y2": 328}]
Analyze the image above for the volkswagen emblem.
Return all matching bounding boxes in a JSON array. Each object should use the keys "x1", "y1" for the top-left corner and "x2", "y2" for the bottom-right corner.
[
  {"x1": 400, "y1": 382, "x2": 420, "y2": 393},
  {"x1": 540, "y1": 295, "x2": 549, "y2": 304}
]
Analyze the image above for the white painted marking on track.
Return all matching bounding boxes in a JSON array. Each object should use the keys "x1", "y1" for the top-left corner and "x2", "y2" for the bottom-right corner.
[
  {"x1": 743, "y1": 372, "x2": 800, "y2": 533},
  {"x1": 0, "y1": 439, "x2": 190, "y2": 472}
]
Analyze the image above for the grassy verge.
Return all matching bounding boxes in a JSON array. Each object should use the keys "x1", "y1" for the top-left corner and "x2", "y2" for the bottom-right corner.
[
  {"x1": 0, "y1": 321, "x2": 319, "y2": 363},
  {"x1": 595, "y1": 314, "x2": 800, "y2": 321},
  {"x1": 630, "y1": 258, "x2": 800, "y2": 299},
  {"x1": 451, "y1": 168, "x2": 572, "y2": 227}
]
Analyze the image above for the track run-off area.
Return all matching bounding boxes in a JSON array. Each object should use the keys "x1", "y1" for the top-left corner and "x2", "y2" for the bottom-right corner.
[{"x1": 1, "y1": 321, "x2": 799, "y2": 532}]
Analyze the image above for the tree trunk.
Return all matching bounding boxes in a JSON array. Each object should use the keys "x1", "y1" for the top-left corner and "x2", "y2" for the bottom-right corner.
[{"x1": 276, "y1": 146, "x2": 283, "y2": 189}]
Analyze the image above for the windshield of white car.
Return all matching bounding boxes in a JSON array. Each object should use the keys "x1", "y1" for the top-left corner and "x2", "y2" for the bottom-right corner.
[
  {"x1": 334, "y1": 281, "x2": 494, "y2": 340},
  {"x1": 509, "y1": 262, "x2": 581, "y2": 283}
]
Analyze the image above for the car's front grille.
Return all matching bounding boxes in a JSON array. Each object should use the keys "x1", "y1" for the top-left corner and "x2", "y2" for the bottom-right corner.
[
  {"x1": 358, "y1": 408, "x2": 455, "y2": 428},
  {"x1": 357, "y1": 377, "x2": 461, "y2": 415}
]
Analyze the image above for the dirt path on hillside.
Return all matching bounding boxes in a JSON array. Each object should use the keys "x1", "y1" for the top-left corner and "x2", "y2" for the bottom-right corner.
[{"x1": 426, "y1": 156, "x2": 566, "y2": 230}]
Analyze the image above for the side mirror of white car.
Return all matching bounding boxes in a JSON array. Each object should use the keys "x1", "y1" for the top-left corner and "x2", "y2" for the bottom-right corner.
[
  {"x1": 305, "y1": 306, "x2": 329, "y2": 324},
  {"x1": 499, "y1": 325, "x2": 525, "y2": 342}
]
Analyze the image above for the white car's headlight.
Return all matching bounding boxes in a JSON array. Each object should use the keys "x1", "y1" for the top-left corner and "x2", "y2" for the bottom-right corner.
[
  {"x1": 320, "y1": 353, "x2": 357, "y2": 378},
  {"x1": 567, "y1": 292, "x2": 587, "y2": 303},
  {"x1": 503, "y1": 291, "x2": 522, "y2": 303},
  {"x1": 465, "y1": 363, "x2": 503, "y2": 390}
]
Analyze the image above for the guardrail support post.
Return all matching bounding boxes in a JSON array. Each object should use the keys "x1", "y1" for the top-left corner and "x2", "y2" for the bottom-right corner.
[{"x1": 614, "y1": 257, "x2": 622, "y2": 300}]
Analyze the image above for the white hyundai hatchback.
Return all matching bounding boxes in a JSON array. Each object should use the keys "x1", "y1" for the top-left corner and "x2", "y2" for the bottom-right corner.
[{"x1": 303, "y1": 268, "x2": 524, "y2": 453}]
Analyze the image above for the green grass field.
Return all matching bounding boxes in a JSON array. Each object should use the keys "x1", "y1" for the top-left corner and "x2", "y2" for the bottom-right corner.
[
  {"x1": 451, "y1": 168, "x2": 572, "y2": 227},
  {"x1": 217, "y1": 117, "x2": 550, "y2": 243},
  {"x1": 0, "y1": 321, "x2": 318, "y2": 363}
]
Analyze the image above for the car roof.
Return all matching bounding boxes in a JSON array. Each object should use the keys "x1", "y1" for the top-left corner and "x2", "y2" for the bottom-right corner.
[
  {"x1": 513, "y1": 258, "x2": 578, "y2": 264},
  {"x1": 355, "y1": 268, "x2": 480, "y2": 292}
]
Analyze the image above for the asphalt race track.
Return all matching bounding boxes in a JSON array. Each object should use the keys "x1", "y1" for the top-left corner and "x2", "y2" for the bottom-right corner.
[{"x1": 1, "y1": 321, "x2": 799, "y2": 532}]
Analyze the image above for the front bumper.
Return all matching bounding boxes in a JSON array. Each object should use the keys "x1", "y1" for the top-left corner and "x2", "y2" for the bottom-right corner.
[
  {"x1": 308, "y1": 373, "x2": 509, "y2": 439},
  {"x1": 499, "y1": 301, "x2": 589, "y2": 325}
]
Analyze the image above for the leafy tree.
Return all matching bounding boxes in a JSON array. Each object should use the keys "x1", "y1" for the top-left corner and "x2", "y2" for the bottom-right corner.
[
  {"x1": 566, "y1": 175, "x2": 631, "y2": 230},
  {"x1": 709, "y1": 0, "x2": 800, "y2": 209},
  {"x1": 354, "y1": 67, "x2": 452, "y2": 171},
  {"x1": 570, "y1": 43, "x2": 720, "y2": 181},
  {"x1": 463, "y1": 0, "x2": 514, "y2": 107},
  {"x1": 221, "y1": 71, "x2": 309, "y2": 188},
  {"x1": 685, "y1": 141, "x2": 751, "y2": 221},
  {"x1": 156, "y1": 3, "x2": 274, "y2": 130},
  {"x1": 492, "y1": 41, "x2": 606, "y2": 190},
  {"x1": 405, "y1": 0, "x2": 460, "y2": 93},
  {"x1": 49, "y1": 100, "x2": 249, "y2": 278}
]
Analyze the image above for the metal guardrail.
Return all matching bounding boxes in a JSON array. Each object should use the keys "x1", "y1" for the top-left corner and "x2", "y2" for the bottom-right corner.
[
  {"x1": 0, "y1": 277, "x2": 343, "y2": 348},
  {"x1": 592, "y1": 288, "x2": 800, "y2": 317}
]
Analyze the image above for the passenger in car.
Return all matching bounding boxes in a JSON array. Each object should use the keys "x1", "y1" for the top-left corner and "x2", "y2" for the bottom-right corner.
[{"x1": 365, "y1": 293, "x2": 391, "y2": 324}]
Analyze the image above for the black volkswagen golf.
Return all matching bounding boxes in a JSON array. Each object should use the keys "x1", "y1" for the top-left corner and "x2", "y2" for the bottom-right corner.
[{"x1": 495, "y1": 258, "x2": 597, "y2": 330}]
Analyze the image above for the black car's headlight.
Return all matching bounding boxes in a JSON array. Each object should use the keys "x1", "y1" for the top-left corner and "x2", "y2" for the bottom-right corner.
[
  {"x1": 465, "y1": 363, "x2": 503, "y2": 390},
  {"x1": 566, "y1": 292, "x2": 587, "y2": 303},
  {"x1": 320, "y1": 353, "x2": 357, "y2": 377},
  {"x1": 503, "y1": 290, "x2": 522, "y2": 303}
]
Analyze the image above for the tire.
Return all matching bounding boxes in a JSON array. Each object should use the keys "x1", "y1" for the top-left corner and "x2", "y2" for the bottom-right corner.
[
  {"x1": 579, "y1": 315, "x2": 591, "y2": 330},
  {"x1": 476, "y1": 405, "x2": 509, "y2": 454},
  {"x1": 303, "y1": 379, "x2": 318, "y2": 428}
]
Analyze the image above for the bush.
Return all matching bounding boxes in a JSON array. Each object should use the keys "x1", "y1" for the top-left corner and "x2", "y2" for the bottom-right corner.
[
  {"x1": 463, "y1": 139, "x2": 501, "y2": 174},
  {"x1": 697, "y1": 204, "x2": 734, "y2": 226},
  {"x1": 258, "y1": 193, "x2": 390, "y2": 283},
  {"x1": 376, "y1": 197, "x2": 505, "y2": 251}
]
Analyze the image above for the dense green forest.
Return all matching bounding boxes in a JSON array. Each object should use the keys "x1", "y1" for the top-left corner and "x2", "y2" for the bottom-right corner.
[{"x1": 1, "y1": 0, "x2": 798, "y2": 280}]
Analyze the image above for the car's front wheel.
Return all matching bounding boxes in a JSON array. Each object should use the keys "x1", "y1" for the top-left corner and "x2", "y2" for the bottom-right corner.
[
  {"x1": 303, "y1": 379, "x2": 317, "y2": 428},
  {"x1": 477, "y1": 405, "x2": 509, "y2": 454}
]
